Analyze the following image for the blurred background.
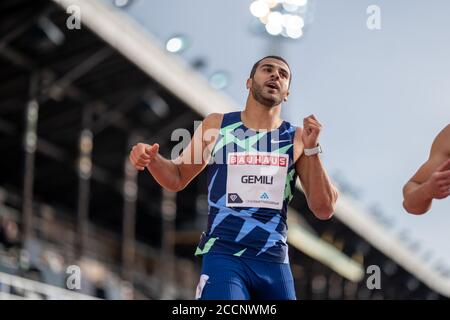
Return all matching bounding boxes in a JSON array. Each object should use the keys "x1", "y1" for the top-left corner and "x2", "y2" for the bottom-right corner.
[{"x1": 0, "y1": 0, "x2": 449, "y2": 299}]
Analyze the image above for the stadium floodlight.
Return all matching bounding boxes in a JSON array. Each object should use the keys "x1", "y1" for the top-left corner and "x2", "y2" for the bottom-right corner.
[
  {"x1": 250, "y1": 0, "x2": 270, "y2": 18},
  {"x1": 286, "y1": 25, "x2": 303, "y2": 39},
  {"x1": 209, "y1": 72, "x2": 229, "y2": 90},
  {"x1": 265, "y1": 11, "x2": 283, "y2": 35},
  {"x1": 114, "y1": 0, "x2": 133, "y2": 8},
  {"x1": 166, "y1": 35, "x2": 189, "y2": 54},
  {"x1": 250, "y1": 0, "x2": 310, "y2": 39}
]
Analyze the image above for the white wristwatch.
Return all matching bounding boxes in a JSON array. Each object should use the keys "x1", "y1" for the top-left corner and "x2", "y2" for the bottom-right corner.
[{"x1": 304, "y1": 144, "x2": 322, "y2": 156}]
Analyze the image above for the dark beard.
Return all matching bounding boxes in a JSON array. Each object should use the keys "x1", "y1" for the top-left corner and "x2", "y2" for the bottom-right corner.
[{"x1": 251, "y1": 81, "x2": 283, "y2": 108}]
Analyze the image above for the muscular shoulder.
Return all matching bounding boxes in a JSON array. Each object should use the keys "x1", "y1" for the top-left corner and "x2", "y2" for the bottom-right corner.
[
  {"x1": 202, "y1": 113, "x2": 223, "y2": 130},
  {"x1": 431, "y1": 124, "x2": 450, "y2": 157}
]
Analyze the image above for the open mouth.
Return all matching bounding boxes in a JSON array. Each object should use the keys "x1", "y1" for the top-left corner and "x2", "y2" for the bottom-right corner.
[{"x1": 265, "y1": 82, "x2": 280, "y2": 90}]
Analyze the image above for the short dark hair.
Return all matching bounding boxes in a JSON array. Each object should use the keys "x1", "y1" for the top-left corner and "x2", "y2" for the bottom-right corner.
[{"x1": 249, "y1": 55, "x2": 292, "y2": 87}]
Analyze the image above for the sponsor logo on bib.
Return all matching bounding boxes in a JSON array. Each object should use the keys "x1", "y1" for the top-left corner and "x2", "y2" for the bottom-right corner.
[
  {"x1": 226, "y1": 152, "x2": 288, "y2": 210},
  {"x1": 228, "y1": 193, "x2": 243, "y2": 204}
]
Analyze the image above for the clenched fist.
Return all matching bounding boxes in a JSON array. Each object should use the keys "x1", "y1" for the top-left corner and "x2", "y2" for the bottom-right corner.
[
  {"x1": 425, "y1": 159, "x2": 450, "y2": 200},
  {"x1": 129, "y1": 143, "x2": 160, "y2": 171},
  {"x1": 302, "y1": 114, "x2": 322, "y2": 149}
]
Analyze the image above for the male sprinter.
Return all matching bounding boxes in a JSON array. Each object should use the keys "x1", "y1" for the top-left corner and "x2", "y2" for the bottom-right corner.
[
  {"x1": 129, "y1": 56, "x2": 338, "y2": 299},
  {"x1": 403, "y1": 125, "x2": 450, "y2": 214}
]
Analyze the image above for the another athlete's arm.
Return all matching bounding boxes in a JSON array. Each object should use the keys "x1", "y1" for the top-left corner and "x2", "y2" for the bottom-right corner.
[
  {"x1": 403, "y1": 125, "x2": 450, "y2": 215},
  {"x1": 295, "y1": 115, "x2": 338, "y2": 220},
  {"x1": 129, "y1": 113, "x2": 222, "y2": 192}
]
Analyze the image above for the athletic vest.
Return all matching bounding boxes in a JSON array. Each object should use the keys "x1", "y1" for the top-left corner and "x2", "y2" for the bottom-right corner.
[{"x1": 195, "y1": 111, "x2": 298, "y2": 263}]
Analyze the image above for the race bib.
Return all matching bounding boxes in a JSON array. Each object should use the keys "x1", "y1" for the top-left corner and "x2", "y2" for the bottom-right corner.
[{"x1": 226, "y1": 152, "x2": 289, "y2": 210}]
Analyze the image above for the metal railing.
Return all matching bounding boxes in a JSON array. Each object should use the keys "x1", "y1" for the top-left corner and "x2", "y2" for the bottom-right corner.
[{"x1": 0, "y1": 271, "x2": 99, "y2": 300}]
